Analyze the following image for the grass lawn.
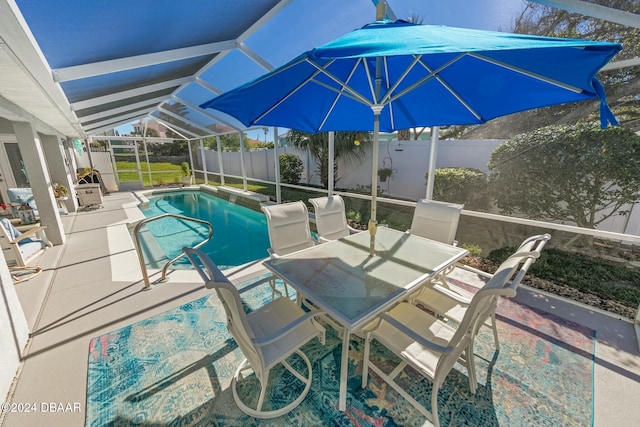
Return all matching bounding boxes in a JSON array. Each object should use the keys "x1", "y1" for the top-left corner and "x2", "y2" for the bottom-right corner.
[{"x1": 116, "y1": 161, "x2": 185, "y2": 186}]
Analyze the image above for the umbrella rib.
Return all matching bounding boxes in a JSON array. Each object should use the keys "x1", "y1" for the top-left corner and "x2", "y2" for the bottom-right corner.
[
  {"x1": 468, "y1": 52, "x2": 583, "y2": 93},
  {"x1": 307, "y1": 59, "x2": 373, "y2": 107},
  {"x1": 254, "y1": 58, "x2": 334, "y2": 123},
  {"x1": 383, "y1": 58, "x2": 396, "y2": 129},
  {"x1": 433, "y1": 75, "x2": 484, "y2": 121},
  {"x1": 308, "y1": 78, "x2": 366, "y2": 104},
  {"x1": 388, "y1": 54, "x2": 464, "y2": 102},
  {"x1": 318, "y1": 58, "x2": 364, "y2": 131},
  {"x1": 380, "y1": 55, "x2": 423, "y2": 106},
  {"x1": 363, "y1": 58, "x2": 377, "y2": 104},
  {"x1": 387, "y1": 54, "x2": 484, "y2": 121}
]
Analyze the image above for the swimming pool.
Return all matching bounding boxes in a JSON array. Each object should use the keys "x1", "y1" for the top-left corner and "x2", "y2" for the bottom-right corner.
[{"x1": 138, "y1": 190, "x2": 270, "y2": 270}]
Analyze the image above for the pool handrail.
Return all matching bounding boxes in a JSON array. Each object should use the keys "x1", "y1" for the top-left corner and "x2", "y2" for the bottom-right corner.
[{"x1": 132, "y1": 213, "x2": 214, "y2": 289}]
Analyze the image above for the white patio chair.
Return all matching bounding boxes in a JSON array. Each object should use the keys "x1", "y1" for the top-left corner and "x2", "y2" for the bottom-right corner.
[
  {"x1": 309, "y1": 195, "x2": 359, "y2": 242},
  {"x1": 411, "y1": 234, "x2": 551, "y2": 351},
  {"x1": 261, "y1": 201, "x2": 316, "y2": 257},
  {"x1": 362, "y1": 271, "x2": 519, "y2": 427},
  {"x1": 261, "y1": 201, "x2": 317, "y2": 299},
  {"x1": 407, "y1": 199, "x2": 464, "y2": 245},
  {"x1": 0, "y1": 218, "x2": 51, "y2": 267},
  {"x1": 183, "y1": 247, "x2": 326, "y2": 419}
]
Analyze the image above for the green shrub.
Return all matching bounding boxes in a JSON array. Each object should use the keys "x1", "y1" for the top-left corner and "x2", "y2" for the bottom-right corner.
[
  {"x1": 460, "y1": 243, "x2": 482, "y2": 256},
  {"x1": 488, "y1": 246, "x2": 640, "y2": 307},
  {"x1": 279, "y1": 154, "x2": 304, "y2": 184},
  {"x1": 426, "y1": 167, "x2": 490, "y2": 210}
]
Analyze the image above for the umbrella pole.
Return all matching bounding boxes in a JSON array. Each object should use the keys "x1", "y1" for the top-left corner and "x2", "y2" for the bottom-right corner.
[
  {"x1": 425, "y1": 126, "x2": 439, "y2": 200},
  {"x1": 369, "y1": 105, "x2": 383, "y2": 256}
]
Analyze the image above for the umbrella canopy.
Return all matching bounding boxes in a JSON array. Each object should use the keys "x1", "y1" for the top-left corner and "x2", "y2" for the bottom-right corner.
[{"x1": 201, "y1": 19, "x2": 621, "y2": 254}]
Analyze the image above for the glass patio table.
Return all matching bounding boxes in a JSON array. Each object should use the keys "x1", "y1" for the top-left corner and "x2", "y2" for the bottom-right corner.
[{"x1": 263, "y1": 226, "x2": 469, "y2": 411}]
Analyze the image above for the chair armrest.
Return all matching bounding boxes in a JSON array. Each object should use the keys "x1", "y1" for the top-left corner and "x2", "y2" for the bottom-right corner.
[
  {"x1": 9, "y1": 225, "x2": 48, "y2": 244},
  {"x1": 429, "y1": 283, "x2": 473, "y2": 304},
  {"x1": 377, "y1": 312, "x2": 453, "y2": 354},
  {"x1": 347, "y1": 225, "x2": 361, "y2": 234},
  {"x1": 253, "y1": 307, "x2": 325, "y2": 347}
]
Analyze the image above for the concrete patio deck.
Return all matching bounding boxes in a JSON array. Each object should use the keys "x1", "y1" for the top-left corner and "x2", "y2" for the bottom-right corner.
[{"x1": 1, "y1": 190, "x2": 639, "y2": 427}]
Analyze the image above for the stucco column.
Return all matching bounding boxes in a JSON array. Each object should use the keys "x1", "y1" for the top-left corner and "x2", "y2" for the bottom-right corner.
[
  {"x1": 11, "y1": 121, "x2": 65, "y2": 245},
  {"x1": 0, "y1": 248, "x2": 29, "y2": 404},
  {"x1": 41, "y1": 134, "x2": 77, "y2": 213}
]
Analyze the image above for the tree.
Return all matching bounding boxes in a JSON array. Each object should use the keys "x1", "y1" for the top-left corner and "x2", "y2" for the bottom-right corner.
[
  {"x1": 288, "y1": 131, "x2": 371, "y2": 188},
  {"x1": 131, "y1": 126, "x2": 159, "y2": 138},
  {"x1": 454, "y1": 2, "x2": 640, "y2": 139},
  {"x1": 510, "y1": 1, "x2": 640, "y2": 129},
  {"x1": 488, "y1": 123, "x2": 640, "y2": 229}
]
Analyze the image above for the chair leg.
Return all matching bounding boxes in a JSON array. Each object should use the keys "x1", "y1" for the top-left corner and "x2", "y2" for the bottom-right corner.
[
  {"x1": 268, "y1": 277, "x2": 287, "y2": 300},
  {"x1": 231, "y1": 351, "x2": 313, "y2": 419},
  {"x1": 431, "y1": 383, "x2": 441, "y2": 427},
  {"x1": 491, "y1": 312, "x2": 500, "y2": 351},
  {"x1": 465, "y1": 346, "x2": 477, "y2": 395},
  {"x1": 257, "y1": 372, "x2": 268, "y2": 412},
  {"x1": 362, "y1": 334, "x2": 371, "y2": 389}
]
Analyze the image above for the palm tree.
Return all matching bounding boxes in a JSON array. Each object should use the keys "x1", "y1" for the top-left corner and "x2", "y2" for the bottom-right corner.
[{"x1": 288, "y1": 130, "x2": 371, "y2": 188}]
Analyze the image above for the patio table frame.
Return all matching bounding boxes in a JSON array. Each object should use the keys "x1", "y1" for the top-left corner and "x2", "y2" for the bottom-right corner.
[{"x1": 263, "y1": 226, "x2": 468, "y2": 412}]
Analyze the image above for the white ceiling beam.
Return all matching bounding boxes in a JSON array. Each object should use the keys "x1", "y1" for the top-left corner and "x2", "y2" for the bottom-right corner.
[
  {"x1": 162, "y1": 1, "x2": 294, "y2": 127},
  {"x1": 70, "y1": 77, "x2": 192, "y2": 111},
  {"x1": 158, "y1": 106, "x2": 215, "y2": 135},
  {"x1": 171, "y1": 95, "x2": 242, "y2": 130},
  {"x1": 77, "y1": 95, "x2": 168, "y2": 122},
  {"x1": 527, "y1": 0, "x2": 640, "y2": 29},
  {"x1": 237, "y1": 41, "x2": 274, "y2": 72},
  {"x1": 194, "y1": 77, "x2": 222, "y2": 95},
  {"x1": 52, "y1": 39, "x2": 236, "y2": 83},
  {"x1": 149, "y1": 116, "x2": 199, "y2": 139},
  {"x1": 84, "y1": 109, "x2": 149, "y2": 132},
  {"x1": 81, "y1": 106, "x2": 154, "y2": 129},
  {"x1": 87, "y1": 122, "x2": 136, "y2": 136}
]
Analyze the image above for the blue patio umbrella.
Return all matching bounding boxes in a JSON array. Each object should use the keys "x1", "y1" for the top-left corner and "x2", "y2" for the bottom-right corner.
[{"x1": 201, "y1": 19, "x2": 621, "y2": 255}]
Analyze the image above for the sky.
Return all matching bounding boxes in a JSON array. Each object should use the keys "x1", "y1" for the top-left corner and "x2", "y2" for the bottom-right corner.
[{"x1": 117, "y1": 0, "x2": 529, "y2": 141}]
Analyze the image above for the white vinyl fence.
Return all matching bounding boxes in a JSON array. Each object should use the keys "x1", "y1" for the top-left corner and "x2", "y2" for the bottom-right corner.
[
  {"x1": 197, "y1": 139, "x2": 503, "y2": 200},
  {"x1": 196, "y1": 138, "x2": 640, "y2": 237}
]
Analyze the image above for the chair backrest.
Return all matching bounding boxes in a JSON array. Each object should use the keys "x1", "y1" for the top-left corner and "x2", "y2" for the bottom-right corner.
[
  {"x1": 261, "y1": 201, "x2": 315, "y2": 256},
  {"x1": 7, "y1": 188, "x2": 35, "y2": 209},
  {"x1": 0, "y1": 218, "x2": 21, "y2": 241},
  {"x1": 409, "y1": 199, "x2": 463, "y2": 244},
  {"x1": 0, "y1": 218, "x2": 47, "y2": 267},
  {"x1": 309, "y1": 195, "x2": 350, "y2": 241},
  {"x1": 445, "y1": 252, "x2": 530, "y2": 351},
  {"x1": 448, "y1": 239, "x2": 549, "y2": 349},
  {"x1": 183, "y1": 248, "x2": 264, "y2": 375}
]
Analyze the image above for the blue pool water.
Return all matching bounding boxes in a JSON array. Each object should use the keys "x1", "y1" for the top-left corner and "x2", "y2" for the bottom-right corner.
[{"x1": 138, "y1": 191, "x2": 270, "y2": 270}]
